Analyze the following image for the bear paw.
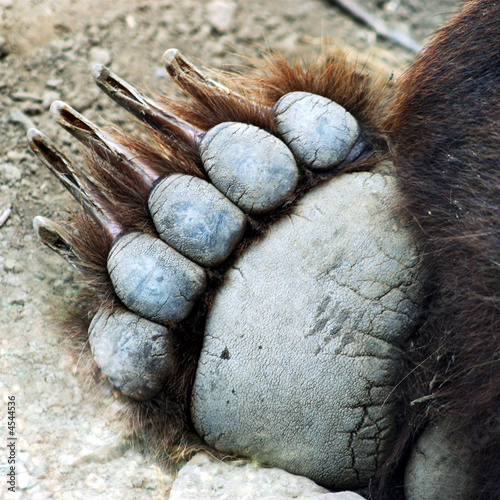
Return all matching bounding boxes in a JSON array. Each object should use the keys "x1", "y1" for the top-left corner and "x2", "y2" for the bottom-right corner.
[{"x1": 30, "y1": 50, "x2": 425, "y2": 491}]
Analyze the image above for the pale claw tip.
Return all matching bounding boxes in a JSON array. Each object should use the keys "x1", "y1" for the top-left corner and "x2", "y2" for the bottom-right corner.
[
  {"x1": 49, "y1": 100, "x2": 68, "y2": 122},
  {"x1": 33, "y1": 215, "x2": 48, "y2": 233},
  {"x1": 26, "y1": 127, "x2": 42, "y2": 147},
  {"x1": 91, "y1": 63, "x2": 107, "y2": 82},
  {"x1": 26, "y1": 129, "x2": 56, "y2": 162},
  {"x1": 163, "y1": 48, "x2": 179, "y2": 68}
]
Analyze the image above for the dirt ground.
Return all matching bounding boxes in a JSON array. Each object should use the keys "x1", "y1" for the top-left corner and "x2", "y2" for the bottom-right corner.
[{"x1": 0, "y1": 0, "x2": 461, "y2": 498}]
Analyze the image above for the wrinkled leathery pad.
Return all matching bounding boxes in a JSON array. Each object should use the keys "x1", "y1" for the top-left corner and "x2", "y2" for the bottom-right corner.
[
  {"x1": 89, "y1": 308, "x2": 175, "y2": 401},
  {"x1": 199, "y1": 122, "x2": 299, "y2": 214},
  {"x1": 273, "y1": 92, "x2": 360, "y2": 170},
  {"x1": 149, "y1": 174, "x2": 247, "y2": 267},
  {"x1": 29, "y1": 50, "x2": 425, "y2": 492},
  {"x1": 107, "y1": 232, "x2": 207, "y2": 325}
]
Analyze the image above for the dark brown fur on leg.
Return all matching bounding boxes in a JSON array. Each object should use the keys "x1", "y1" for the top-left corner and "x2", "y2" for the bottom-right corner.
[{"x1": 385, "y1": 1, "x2": 500, "y2": 497}]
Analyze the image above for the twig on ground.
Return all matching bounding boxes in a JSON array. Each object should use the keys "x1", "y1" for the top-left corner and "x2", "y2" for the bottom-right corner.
[
  {"x1": 0, "y1": 206, "x2": 12, "y2": 228},
  {"x1": 328, "y1": 0, "x2": 422, "y2": 52}
]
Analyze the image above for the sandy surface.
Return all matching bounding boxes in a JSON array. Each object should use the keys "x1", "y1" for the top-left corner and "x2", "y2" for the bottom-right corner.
[{"x1": 0, "y1": 0, "x2": 460, "y2": 498}]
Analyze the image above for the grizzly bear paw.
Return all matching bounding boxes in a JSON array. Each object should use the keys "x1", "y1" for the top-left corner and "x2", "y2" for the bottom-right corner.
[{"x1": 29, "y1": 49, "x2": 446, "y2": 496}]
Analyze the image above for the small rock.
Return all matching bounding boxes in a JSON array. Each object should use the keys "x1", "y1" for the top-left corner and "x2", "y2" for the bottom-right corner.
[
  {"x1": 6, "y1": 151, "x2": 28, "y2": 162},
  {"x1": 11, "y1": 91, "x2": 42, "y2": 102},
  {"x1": 0, "y1": 206, "x2": 12, "y2": 228},
  {"x1": 9, "y1": 108, "x2": 35, "y2": 130},
  {"x1": 154, "y1": 66, "x2": 167, "y2": 79},
  {"x1": 169, "y1": 452, "x2": 366, "y2": 500},
  {"x1": 42, "y1": 91, "x2": 61, "y2": 110},
  {"x1": 0, "y1": 162, "x2": 22, "y2": 183},
  {"x1": 17, "y1": 463, "x2": 37, "y2": 490},
  {"x1": 125, "y1": 14, "x2": 137, "y2": 30},
  {"x1": 20, "y1": 102, "x2": 43, "y2": 116},
  {"x1": 89, "y1": 47, "x2": 112, "y2": 66},
  {"x1": 206, "y1": 0, "x2": 236, "y2": 33},
  {"x1": 264, "y1": 15, "x2": 281, "y2": 29},
  {"x1": 51, "y1": 38, "x2": 75, "y2": 51},
  {"x1": 85, "y1": 472, "x2": 108, "y2": 492},
  {"x1": 46, "y1": 78, "x2": 63, "y2": 89},
  {"x1": 275, "y1": 33, "x2": 300, "y2": 53},
  {"x1": 3, "y1": 258, "x2": 23, "y2": 273}
]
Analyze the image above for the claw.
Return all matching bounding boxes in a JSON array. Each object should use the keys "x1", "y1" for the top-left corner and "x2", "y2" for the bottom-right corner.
[
  {"x1": 164, "y1": 48, "x2": 239, "y2": 100},
  {"x1": 50, "y1": 100, "x2": 159, "y2": 186},
  {"x1": 27, "y1": 128, "x2": 120, "y2": 237},
  {"x1": 92, "y1": 64, "x2": 203, "y2": 144},
  {"x1": 33, "y1": 216, "x2": 79, "y2": 266}
]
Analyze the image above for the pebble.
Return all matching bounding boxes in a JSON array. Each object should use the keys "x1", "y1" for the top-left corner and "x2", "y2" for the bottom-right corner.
[
  {"x1": 154, "y1": 66, "x2": 167, "y2": 79},
  {"x1": 3, "y1": 257, "x2": 23, "y2": 273},
  {"x1": 51, "y1": 38, "x2": 75, "y2": 51},
  {"x1": 42, "y1": 91, "x2": 61, "y2": 110},
  {"x1": 85, "y1": 473, "x2": 108, "y2": 492},
  {"x1": 6, "y1": 151, "x2": 28, "y2": 162},
  {"x1": 9, "y1": 107, "x2": 35, "y2": 130},
  {"x1": 206, "y1": 0, "x2": 236, "y2": 33},
  {"x1": 0, "y1": 162, "x2": 22, "y2": 183},
  {"x1": 46, "y1": 78, "x2": 63, "y2": 89},
  {"x1": 20, "y1": 101, "x2": 44, "y2": 115},
  {"x1": 125, "y1": 14, "x2": 137, "y2": 30},
  {"x1": 275, "y1": 33, "x2": 300, "y2": 53},
  {"x1": 169, "y1": 452, "x2": 367, "y2": 500},
  {"x1": 11, "y1": 91, "x2": 42, "y2": 102},
  {"x1": 89, "y1": 47, "x2": 112, "y2": 66}
]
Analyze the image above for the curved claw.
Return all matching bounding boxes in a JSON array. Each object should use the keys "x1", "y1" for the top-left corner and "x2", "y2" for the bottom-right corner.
[
  {"x1": 164, "y1": 49, "x2": 237, "y2": 98},
  {"x1": 27, "y1": 128, "x2": 120, "y2": 236},
  {"x1": 92, "y1": 64, "x2": 204, "y2": 144},
  {"x1": 50, "y1": 100, "x2": 159, "y2": 185},
  {"x1": 33, "y1": 216, "x2": 79, "y2": 266},
  {"x1": 163, "y1": 48, "x2": 263, "y2": 113}
]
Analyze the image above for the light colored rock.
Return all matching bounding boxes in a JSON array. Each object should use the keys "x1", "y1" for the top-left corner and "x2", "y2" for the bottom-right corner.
[
  {"x1": 0, "y1": 162, "x2": 22, "y2": 183},
  {"x1": 206, "y1": 0, "x2": 237, "y2": 33},
  {"x1": 169, "y1": 452, "x2": 366, "y2": 500},
  {"x1": 0, "y1": 35, "x2": 9, "y2": 59},
  {"x1": 192, "y1": 172, "x2": 424, "y2": 490},
  {"x1": 42, "y1": 90, "x2": 61, "y2": 110},
  {"x1": 89, "y1": 47, "x2": 112, "y2": 66},
  {"x1": 405, "y1": 419, "x2": 477, "y2": 500}
]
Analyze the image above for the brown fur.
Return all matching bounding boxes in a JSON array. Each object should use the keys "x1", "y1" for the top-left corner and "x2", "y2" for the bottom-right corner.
[{"x1": 385, "y1": 1, "x2": 500, "y2": 497}]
